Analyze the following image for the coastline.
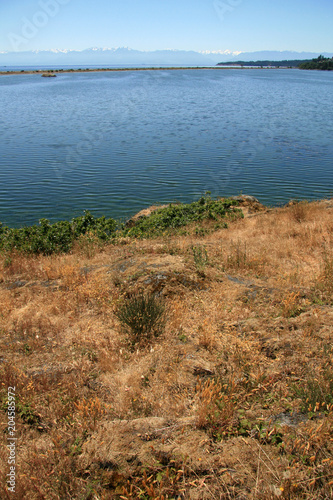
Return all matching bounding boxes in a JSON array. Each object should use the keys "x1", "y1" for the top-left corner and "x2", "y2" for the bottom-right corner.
[{"x1": 0, "y1": 66, "x2": 283, "y2": 76}]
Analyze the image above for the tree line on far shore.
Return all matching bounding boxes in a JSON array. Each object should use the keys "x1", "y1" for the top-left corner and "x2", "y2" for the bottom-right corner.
[
  {"x1": 298, "y1": 55, "x2": 333, "y2": 70},
  {"x1": 217, "y1": 59, "x2": 306, "y2": 68},
  {"x1": 217, "y1": 55, "x2": 333, "y2": 70}
]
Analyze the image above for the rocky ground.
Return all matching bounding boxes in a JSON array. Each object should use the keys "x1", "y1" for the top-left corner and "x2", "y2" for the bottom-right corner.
[{"x1": 0, "y1": 197, "x2": 332, "y2": 499}]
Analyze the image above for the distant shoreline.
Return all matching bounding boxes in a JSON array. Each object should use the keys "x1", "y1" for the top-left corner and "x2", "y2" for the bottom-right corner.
[{"x1": 0, "y1": 66, "x2": 285, "y2": 76}]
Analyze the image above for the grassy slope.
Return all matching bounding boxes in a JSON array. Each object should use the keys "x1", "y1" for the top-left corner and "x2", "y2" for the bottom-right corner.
[{"x1": 0, "y1": 198, "x2": 332, "y2": 499}]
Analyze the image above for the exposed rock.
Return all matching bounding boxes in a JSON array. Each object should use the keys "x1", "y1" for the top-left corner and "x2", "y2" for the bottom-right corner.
[
  {"x1": 228, "y1": 195, "x2": 266, "y2": 215},
  {"x1": 125, "y1": 204, "x2": 169, "y2": 227},
  {"x1": 270, "y1": 411, "x2": 309, "y2": 428},
  {"x1": 79, "y1": 416, "x2": 197, "y2": 471},
  {"x1": 112, "y1": 254, "x2": 185, "y2": 277},
  {"x1": 230, "y1": 195, "x2": 259, "y2": 203},
  {"x1": 4, "y1": 280, "x2": 27, "y2": 290},
  {"x1": 184, "y1": 355, "x2": 214, "y2": 377},
  {"x1": 192, "y1": 364, "x2": 214, "y2": 377}
]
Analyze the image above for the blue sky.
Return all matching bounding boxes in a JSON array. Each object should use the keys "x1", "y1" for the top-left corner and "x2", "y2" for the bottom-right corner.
[{"x1": 1, "y1": 0, "x2": 332, "y2": 53}]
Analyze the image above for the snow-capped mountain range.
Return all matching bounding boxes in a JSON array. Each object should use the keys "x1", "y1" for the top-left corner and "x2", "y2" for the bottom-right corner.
[{"x1": 0, "y1": 47, "x2": 332, "y2": 67}]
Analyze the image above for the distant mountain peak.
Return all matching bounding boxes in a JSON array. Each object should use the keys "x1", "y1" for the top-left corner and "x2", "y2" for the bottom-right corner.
[
  {"x1": 1, "y1": 48, "x2": 332, "y2": 67},
  {"x1": 199, "y1": 49, "x2": 242, "y2": 56}
]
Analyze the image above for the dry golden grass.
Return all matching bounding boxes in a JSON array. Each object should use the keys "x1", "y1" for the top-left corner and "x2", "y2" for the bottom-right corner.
[{"x1": 0, "y1": 198, "x2": 332, "y2": 499}]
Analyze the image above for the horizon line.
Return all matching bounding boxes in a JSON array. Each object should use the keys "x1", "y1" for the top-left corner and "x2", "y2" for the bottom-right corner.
[{"x1": 1, "y1": 47, "x2": 332, "y2": 55}]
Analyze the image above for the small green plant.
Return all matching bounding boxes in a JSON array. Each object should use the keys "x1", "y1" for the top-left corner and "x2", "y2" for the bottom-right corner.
[
  {"x1": 192, "y1": 245, "x2": 208, "y2": 274},
  {"x1": 253, "y1": 421, "x2": 284, "y2": 446},
  {"x1": 81, "y1": 347, "x2": 98, "y2": 362},
  {"x1": 292, "y1": 369, "x2": 333, "y2": 414},
  {"x1": 237, "y1": 416, "x2": 252, "y2": 436},
  {"x1": 3, "y1": 254, "x2": 12, "y2": 268},
  {"x1": 178, "y1": 333, "x2": 188, "y2": 343},
  {"x1": 23, "y1": 343, "x2": 32, "y2": 355},
  {"x1": 16, "y1": 401, "x2": 41, "y2": 426},
  {"x1": 70, "y1": 432, "x2": 88, "y2": 456},
  {"x1": 195, "y1": 226, "x2": 209, "y2": 237},
  {"x1": 214, "y1": 222, "x2": 228, "y2": 231},
  {"x1": 115, "y1": 292, "x2": 166, "y2": 344}
]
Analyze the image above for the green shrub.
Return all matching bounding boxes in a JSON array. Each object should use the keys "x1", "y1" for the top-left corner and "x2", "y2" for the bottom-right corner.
[
  {"x1": 125, "y1": 195, "x2": 241, "y2": 238},
  {"x1": 115, "y1": 292, "x2": 166, "y2": 344},
  {"x1": 16, "y1": 400, "x2": 41, "y2": 427},
  {"x1": 0, "y1": 196, "x2": 242, "y2": 255},
  {"x1": 0, "y1": 211, "x2": 117, "y2": 255}
]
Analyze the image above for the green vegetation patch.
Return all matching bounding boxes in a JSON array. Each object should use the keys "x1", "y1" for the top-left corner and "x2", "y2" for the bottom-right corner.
[
  {"x1": 0, "y1": 196, "x2": 242, "y2": 255},
  {"x1": 124, "y1": 195, "x2": 242, "y2": 238},
  {"x1": 0, "y1": 211, "x2": 117, "y2": 255}
]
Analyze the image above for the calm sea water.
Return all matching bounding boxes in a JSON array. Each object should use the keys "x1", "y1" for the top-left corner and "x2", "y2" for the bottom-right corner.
[{"x1": 1, "y1": 68, "x2": 332, "y2": 227}]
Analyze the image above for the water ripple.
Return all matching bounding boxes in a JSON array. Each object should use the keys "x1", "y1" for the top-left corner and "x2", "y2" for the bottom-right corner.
[{"x1": 0, "y1": 69, "x2": 333, "y2": 226}]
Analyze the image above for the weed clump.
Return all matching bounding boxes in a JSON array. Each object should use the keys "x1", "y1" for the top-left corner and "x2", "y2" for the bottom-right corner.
[
  {"x1": 289, "y1": 200, "x2": 309, "y2": 223},
  {"x1": 292, "y1": 369, "x2": 333, "y2": 414},
  {"x1": 115, "y1": 292, "x2": 166, "y2": 345},
  {"x1": 195, "y1": 378, "x2": 235, "y2": 440},
  {"x1": 192, "y1": 245, "x2": 209, "y2": 274}
]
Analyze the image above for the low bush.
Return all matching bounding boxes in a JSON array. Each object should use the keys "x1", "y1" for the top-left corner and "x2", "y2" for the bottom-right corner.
[
  {"x1": 0, "y1": 196, "x2": 242, "y2": 255},
  {"x1": 195, "y1": 378, "x2": 235, "y2": 440},
  {"x1": 125, "y1": 195, "x2": 242, "y2": 238},
  {"x1": 192, "y1": 245, "x2": 209, "y2": 274},
  {"x1": 0, "y1": 211, "x2": 117, "y2": 255},
  {"x1": 115, "y1": 292, "x2": 166, "y2": 345},
  {"x1": 289, "y1": 200, "x2": 309, "y2": 223}
]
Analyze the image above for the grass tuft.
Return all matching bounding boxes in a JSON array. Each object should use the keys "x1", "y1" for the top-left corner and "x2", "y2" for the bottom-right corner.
[{"x1": 115, "y1": 291, "x2": 166, "y2": 345}]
